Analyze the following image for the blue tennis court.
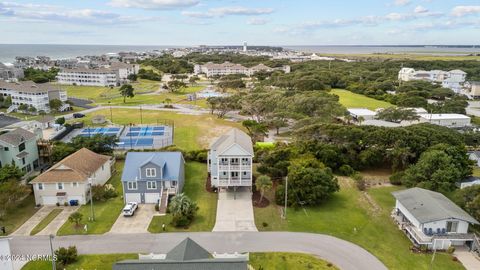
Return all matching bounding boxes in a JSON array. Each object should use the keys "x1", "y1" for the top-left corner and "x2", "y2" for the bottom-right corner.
[
  {"x1": 81, "y1": 127, "x2": 121, "y2": 136},
  {"x1": 118, "y1": 138, "x2": 154, "y2": 147},
  {"x1": 125, "y1": 126, "x2": 165, "y2": 137}
]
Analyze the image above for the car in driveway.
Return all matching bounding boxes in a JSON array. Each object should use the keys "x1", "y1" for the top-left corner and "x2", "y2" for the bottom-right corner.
[
  {"x1": 73, "y1": 113, "x2": 85, "y2": 118},
  {"x1": 123, "y1": 202, "x2": 138, "y2": 217}
]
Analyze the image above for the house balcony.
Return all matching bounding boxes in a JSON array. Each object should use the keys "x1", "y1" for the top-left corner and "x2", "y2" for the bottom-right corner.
[
  {"x1": 218, "y1": 164, "x2": 252, "y2": 171},
  {"x1": 218, "y1": 177, "x2": 252, "y2": 187}
]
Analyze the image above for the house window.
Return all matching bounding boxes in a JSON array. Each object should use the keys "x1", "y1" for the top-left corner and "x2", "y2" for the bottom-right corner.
[
  {"x1": 22, "y1": 158, "x2": 26, "y2": 165},
  {"x1": 171, "y1": 181, "x2": 177, "y2": 187},
  {"x1": 4, "y1": 147, "x2": 8, "y2": 151},
  {"x1": 127, "y1": 181, "x2": 137, "y2": 190},
  {"x1": 19, "y1": 142, "x2": 25, "y2": 152},
  {"x1": 147, "y1": 181, "x2": 157, "y2": 190},
  {"x1": 72, "y1": 182, "x2": 78, "y2": 188},
  {"x1": 231, "y1": 172, "x2": 239, "y2": 177},
  {"x1": 57, "y1": 183, "x2": 64, "y2": 190},
  {"x1": 446, "y1": 221, "x2": 459, "y2": 233},
  {"x1": 38, "y1": 183, "x2": 43, "y2": 190},
  {"x1": 146, "y1": 168, "x2": 156, "y2": 177}
]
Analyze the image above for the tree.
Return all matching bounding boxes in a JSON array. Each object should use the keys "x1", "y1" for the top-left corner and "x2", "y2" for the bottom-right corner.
[
  {"x1": 242, "y1": 120, "x2": 268, "y2": 143},
  {"x1": 275, "y1": 157, "x2": 339, "y2": 207},
  {"x1": 376, "y1": 107, "x2": 420, "y2": 123},
  {"x1": 168, "y1": 193, "x2": 198, "y2": 227},
  {"x1": 18, "y1": 104, "x2": 28, "y2": 111},
  {"x1": 119, "y1": 84, "x2": 135, "y2": 103},
  {"x1": 68, "y1": 212, "x2": 83, "y2": 227},
  {"x1": 55, "y1": 117, "x2": 66, "y2": 125},
  {"x1": 4, "y1": 96, "x2": 12, "y2": 107},
  {"x1": 0, "y1": 180, "x2": 29, "y2": 219},
  {"x1": 453, "y1": 185, "x2": 480, "y2": 222},
  {"x1": 27, "y1": 105, "x2": 37, "y2": 113},
  {"x1": 49, "y1": 99, "x2": 63, "y2": 112},
  {"x1": 255, "y1": 175, "x2": 272, "y2": 203},
  {"x1": 51, "y1": 142, "x2": 76, "y2": 162},
  {"x1": 0, "y1": 165, "x2": 24, "y2": 183},
  {"x1": 189, "y1": 76, "x2": 199, "y2": 85},
  {"x1": 167, "y1": 80, "x2": 187, "y2": 93},
  {"x1": 127, "y1": 73, "x2": 137, "y2": 81},
  {"x1": 54, "y1": 246, "x2": 78, "y2": 268}
]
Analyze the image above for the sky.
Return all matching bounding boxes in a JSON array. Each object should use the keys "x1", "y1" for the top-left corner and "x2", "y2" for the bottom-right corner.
[{"x1": 0, "y1": 0, "x2": 479, "y2": 45}]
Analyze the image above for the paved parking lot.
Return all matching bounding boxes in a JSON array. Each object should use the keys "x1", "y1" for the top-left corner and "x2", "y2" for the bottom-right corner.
[
  {"x1": 109, "y1": 204, "x2": 157, "y2": 234},
  {"x1": 213, "y1": 189, "x2": 257, "y2": 232}
]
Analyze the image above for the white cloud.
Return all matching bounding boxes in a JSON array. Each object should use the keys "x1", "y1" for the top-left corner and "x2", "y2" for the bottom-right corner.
[
  {"x1": 182, "y1": 6, "x2": 274, "y2": 18},
  {"x1": 393, "y1": 0, "x2": 411, "y2": 7},
  {"x1": 0, "y1": 2, "x2": 152, "y2": 24},
  {"x1": 108, "y1": 0, "x2": 199, "y2": 9},
  {"x1": 414, "y1": 6, "x2": 428, "y2": 14},
  {"x1": 451, "y1": 6, "x2": 480, "y2": 17},
  {"x1": 247, "y1": 17, "x2": 268, "y2": 25}
]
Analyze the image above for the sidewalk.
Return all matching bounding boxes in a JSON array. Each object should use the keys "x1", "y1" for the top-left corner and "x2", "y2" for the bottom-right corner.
[{"x1": 454, "y1": 247, "x2": 480, "y2": 270}]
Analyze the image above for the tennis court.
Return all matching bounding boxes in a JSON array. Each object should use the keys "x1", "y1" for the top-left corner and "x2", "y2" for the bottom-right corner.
[
  {"x1": 116, "y1": 125, "x2": 173, "y2": 149},
  {"x1": 118, "y1": 138, "x2": 154, "y2": 148},
  {"x1": 126, "y1": 126, "x2": 165, "y2": 137},
  {"x1": 79, "y1": 127, "x2": 121, "y2": 137}
]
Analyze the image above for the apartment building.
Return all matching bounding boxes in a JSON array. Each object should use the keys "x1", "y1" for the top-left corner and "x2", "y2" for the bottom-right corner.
[
  {"x1": 398, "y1": 68, "x2": 467, "y2": 92},
  {"x1": 0, "y1": 63, "x2": 24, "y2": 81},
  {"x1": 0, "y1": 81, "x2": 69, "y2": 113},
  {"x1": 56, "y1": 63, "x2": 140, "y2": 87},
  {"x1": 194, "y1": 62, "x2": 290, "y2": 77}
]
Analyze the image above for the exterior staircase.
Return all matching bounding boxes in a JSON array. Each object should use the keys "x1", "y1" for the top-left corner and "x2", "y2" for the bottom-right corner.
[
  {"x1": 159, "y1": 190, "x2": 169, "y2": 214},
  {"x1": 472, "y1": 234, "x2": 480, "y2": 257},
  {"x1": 7, "y1": 105, "x2": 18, "y2": 113},
  {"x1": 59, "y1": 103, "x2": 71, "y2": 112}
]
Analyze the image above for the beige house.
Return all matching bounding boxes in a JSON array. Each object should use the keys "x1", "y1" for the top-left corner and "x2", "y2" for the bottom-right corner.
[{"x1": 30, "y1": 148, "x2": 113, "y2": 206}]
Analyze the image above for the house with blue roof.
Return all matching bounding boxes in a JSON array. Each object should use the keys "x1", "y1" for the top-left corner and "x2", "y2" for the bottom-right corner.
[{"x1": 121, "y1": 152, "x2": 185, "y2": 204}]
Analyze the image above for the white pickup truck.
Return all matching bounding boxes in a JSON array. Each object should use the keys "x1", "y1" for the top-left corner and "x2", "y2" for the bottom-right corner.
[{"x1": 123, "y1": 202, "x2": 138, "y2": 217}]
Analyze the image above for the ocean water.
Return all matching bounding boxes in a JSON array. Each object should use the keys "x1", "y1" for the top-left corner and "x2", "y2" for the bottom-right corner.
[
  {"x1": 0, "y1": 44, "x2": 176, "y2": 63},
  {"x1": 1, "y1": 44, "x2": 480, "y2": 63}
]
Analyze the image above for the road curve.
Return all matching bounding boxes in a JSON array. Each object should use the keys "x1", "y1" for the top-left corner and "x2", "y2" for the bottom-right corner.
[{"x1": 10, "y1": 232, "x2": 387, "y2": 270}]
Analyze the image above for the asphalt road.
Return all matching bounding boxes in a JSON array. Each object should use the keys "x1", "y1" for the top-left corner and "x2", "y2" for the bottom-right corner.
[{"x1": 9, "y1": 232, "x2": 388, "y2": 270}]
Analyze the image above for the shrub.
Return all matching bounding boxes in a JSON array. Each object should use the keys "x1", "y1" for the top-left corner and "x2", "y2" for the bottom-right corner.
[
  {"x1": 352, "y1": 173, "x2": 366, "y2": 191},
  {"x1": 447, "y1": 246, "x2": 455, "y2": 254},
  {"x1": 338, "y1": 164, "x2": 355, "y2": 176},
  {"x1": 155, "y1": 204, "x2": 160, "y2": 211},
  {"x1": 55, "y1": 117, "x2": 66, "y2": 125},
  {"x1": 55, "y1": 246, "x2": 78, "y2": 268},
  {"x1": 275, "y1": 185, "x2": 285, "y2": 205},
  {"x1": 389, "y1": 171, "x2": 405, "y2": 185},
  {"x1": 168, "y1": 194, "x2": 198, "y2": 228},
  {"x1": 92, "y1": 184, "x2": 117, "y2": 201},
  {"x1": 262, "y1": 222, "x2": 268, "y2": 227},
  {"x1": 172, "y1": 215, "x2": 190, "y2": 227},
  {"x1": 63, "y1": 202, "x2": 68, "y2": 207}
]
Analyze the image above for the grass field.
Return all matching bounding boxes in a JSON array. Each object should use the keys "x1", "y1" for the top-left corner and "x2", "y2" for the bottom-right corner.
[
  {"x1": 57, "y1": 161, "x2": 125, "y2": 236},
  {"x1": 148, "y1": 162, "x2": 217, "y2": 232},
  {"x1": 22, "y1": 254, "x2": 137, "y2": 270},
  {"x1": 331, "y1": 89, "x2": 393, "y2": 110},
  {"x1": 75, "y1": 108, "x2": 242, "y2": 151},
  {"x1": 250, "y1": 253, "x2": 338, "y2": 270},
  {"x1": 322, "y1": 53, "x2": 480, "y2": 61},
  {"x1": 30, "y1": 208, "x2": 63, "y2": 235},
  {"x1": 254, "y1": 179, "x2": 464, "y2": 270},
  {"x1": 22, "y1": 252, "x2": 336, "y2": 270},
  {"x1": 2, "y1": 193, "x2": 39, "y2": 235}
]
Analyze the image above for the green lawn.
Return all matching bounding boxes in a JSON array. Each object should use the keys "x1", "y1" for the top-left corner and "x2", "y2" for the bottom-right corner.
[
  {"x1": 73, "y1": 108, "x2": 242, "y2": 151},
  {"x1": 473, "y1": 166, "x2": 480, "y2": 177},
  {"x1": 22, "y1": 254, "x2": 137, "y2": 270},
  {"x1": 63, "y1": 79, "x2": 159, "y2": 99},
  {"x1": 148, "y1": 162, "x2": 217, "y2": 232},
  {"x1": 56, "y1": 161, "x2": 125, "y2": 235},
  {"x1": 330, "y1": 89, "x2": 393, "y2": 110},
  {"x1": 250, "y1": 253, "x2": 338, "y2": 270},
  {"x1": 30, "y1": 208, "x2": 63, "y2": 235},
  {"x1": 1, "y1": 193, "x2": 39, "y2": 235},
  {"x1": 254, "y1": 179, "x2": 464, "y2": 270}
]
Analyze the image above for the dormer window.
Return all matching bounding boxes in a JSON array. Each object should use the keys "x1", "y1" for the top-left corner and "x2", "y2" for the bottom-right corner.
[{"x1": 146, "y1": 168, "x2": 156, "y2": 177}]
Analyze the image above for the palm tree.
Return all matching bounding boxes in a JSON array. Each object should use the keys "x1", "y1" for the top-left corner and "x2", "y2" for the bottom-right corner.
[
  {"x1": 255, "y1": 175, "x2": 273, "y2": 203},
  {"x1": 168, "y1": 193, "x2": 198, "y2": 219}
]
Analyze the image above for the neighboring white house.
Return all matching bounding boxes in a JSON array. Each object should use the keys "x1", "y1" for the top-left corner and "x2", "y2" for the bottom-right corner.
[
  {"x1": 30, "y1": 148, "x2": 113, "y2": 206},
  {"x1": 419, "y1": 114, "x2": 471, "y2": 128},
  {"x1": 194, "y1": 62, "x2": 290, "y2": 77},
  {"x1": 398, "y1": 68, "x2": 467, "y2": 92},
  {"x1": 0, "y1": 237, "x2": 13, "y2": 270},
  {"x1": 392, "y1": 188, "x2": 479, "y2": 250},
  {"x1": 0, "y1": 81, "x2": 69, "y2": 113},
  {"x1": 458, "y1": 176, "x2": 480, "y2": 189},
  {"x1": 468, "y1": 151, "x2": 480, "y2": 167},
  {"x1": 208, "y1": 128, "x2": 254, "y2": 189},
  {"x1": 56, "y1": 63, "x2": 140, "y2": 87},
  {"x1": 347, "y1": 108, "x2": 377, "y2": 121},
  {"x1": 469, "y1": 82, "x2": 480, "y2": 99},
  {"x1": 0, "y1": 62, "x2": 24, "y2": 82}
]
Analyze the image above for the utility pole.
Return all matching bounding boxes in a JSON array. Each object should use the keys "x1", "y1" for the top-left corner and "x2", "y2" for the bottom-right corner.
[
  {"x1": 89, "y1": 178, "x2": 95, "y2": 221},
  {"x1": 49, "y1": 234, "x2": 56, "y2": 270},
  {"x1": 109, "y1": 101, "x2": 113, "y2": 123},
  {"x1": 139, "y1": 105, "x2": 143, "y2": 124},
  {"x1": 283, "y1": 176, "x2": 288, "y2": 219}
]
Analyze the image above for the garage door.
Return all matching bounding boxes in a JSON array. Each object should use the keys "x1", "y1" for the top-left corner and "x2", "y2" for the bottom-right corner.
[
  {"x1": 42, "y1": 196, "x2": 58, "y2": 205},
  {"x1": 145, "y1": 193, "x2": 160, "y2": 204},
  {"x1": 125, "y1": 193, "x2": 141, "y2": 203}
]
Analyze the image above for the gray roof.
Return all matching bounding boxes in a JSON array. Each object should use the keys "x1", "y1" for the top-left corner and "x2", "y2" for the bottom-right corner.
[
  {"x1": 392, "y1": 188, "x2": 479, "y2": 224},
  {"x1": 210, "y1": 128, "x2": 254, "y2": 156},
  {"x1": 0, "y1": 128, "x2": 36, "y2": 146},
  {"x1": 0, "y1": 80, "x2": 62, "y2": 93},
  {"x1": 113, "y1": 238, "x2": 247, "y2": 270},
  {"x1": 121, "y1": 152, "x2": 183, "y2": 182},
  {"x1": 468, "y1": 151, "x2": 480, "y2": 160},
  {"x1": 166, "y1": 238, "x2": 211, "y2": 261}
]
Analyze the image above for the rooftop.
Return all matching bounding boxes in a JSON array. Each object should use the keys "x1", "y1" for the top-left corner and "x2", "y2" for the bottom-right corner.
[
  {"x1": 420, "y1": 114, "x2": 471, "y2": 120},
  {"x1": 121, "y1": 152, "x2": 184, "y2": 182},
  {"x1": 347, "y1": 108, "x2": 377, "y2": 116},
  {"x1": 392, "y1": 187, "x2": 479, "y2": 225},
  {"x1": 0, "y1": 128, "x2": 36, "y2": 146},
  {"x1": 0, "y1": 80, "x2": 62, "y2": 93},
  {"x1": 210, "y1": 128, "x2": 254, "y2": 156}
]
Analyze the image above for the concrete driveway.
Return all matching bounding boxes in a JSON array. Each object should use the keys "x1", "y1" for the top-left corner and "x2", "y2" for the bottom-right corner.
[
  {"x1": 37, "y1": 206, "x2": 79, "y2": 236},
  {"x1": 109, "y1": 204, "x2": 156, "y2": 234},
  {"x1": 213, "y1": 189, "x2": 257, "y2": 232},
  {"x1": 454, "y1": 247, "x2": 480, "y2": 270},
  {"x1": 11, "y1": 206, "x2": 54, "y2": 236}
]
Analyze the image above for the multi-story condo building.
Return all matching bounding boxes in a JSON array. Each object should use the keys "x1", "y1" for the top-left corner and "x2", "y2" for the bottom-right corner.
[
  {"x1": 398, "y1": 68, "x2": 467, "y2": 92},
  {"x1": 194, "y1": 62, "x2": 290, "y2": 77},
  {"x1": 0, "y1": 63, "x2": 24, "y2": 81},
  {"x1": 0, "y1": 81, "x2": 69, "y2": 113},
  {"x1": 208, "y1": 128, "x2": 254, "y2": 189},
  {"x1": 56, "y1": 63, "x2": 140, "y2": 87},
  {"x1": 0, "y1": 128, "x2": 40, "y2": 174}
]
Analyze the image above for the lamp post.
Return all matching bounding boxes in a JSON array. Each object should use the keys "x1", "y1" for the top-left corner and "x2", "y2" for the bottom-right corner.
[
  {"x1": 139, "y1": 105, "x2": 143, "y2": 124},
  {"x1": 49, "y1": 234, "x2": 56, "y2": 270},
  {"x1": 88, "y1": 177, "x2": 95, "y2": 221},
  {"x1": 109, "y1": 101, "x2": 113, "y2": 123},
  {"x1": 283, "y1": 176, "x2": 288, "y2": 219}
]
